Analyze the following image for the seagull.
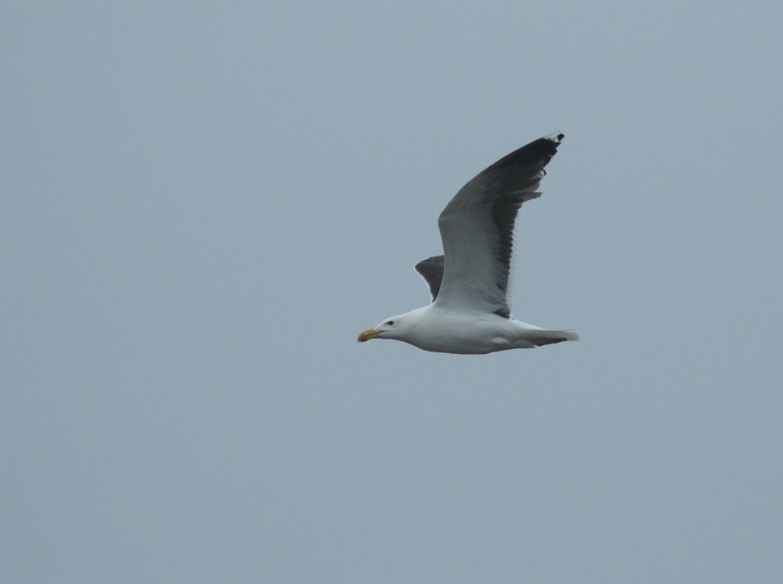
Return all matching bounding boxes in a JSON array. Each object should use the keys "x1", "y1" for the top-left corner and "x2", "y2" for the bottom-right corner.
[{"x1": 358, "y1": 132, "x2": 578, "y2": 354}]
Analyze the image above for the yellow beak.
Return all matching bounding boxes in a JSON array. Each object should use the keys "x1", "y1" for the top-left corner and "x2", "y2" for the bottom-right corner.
[{"x1": 357, "y1": 328, "x2": 382, "y2": 342}]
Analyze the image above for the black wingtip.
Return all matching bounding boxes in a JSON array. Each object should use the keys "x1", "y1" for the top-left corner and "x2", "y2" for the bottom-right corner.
[
  {"x1": 487, "y1": 132, "x2": 564, "y2": 173},
  {"x1": 544, "y1": 131, "x2": 565, "y2": 144}
]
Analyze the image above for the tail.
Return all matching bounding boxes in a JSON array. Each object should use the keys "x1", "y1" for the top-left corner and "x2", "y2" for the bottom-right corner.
[{"x1": 529, "y1": 329, "x2": 580, "y2": 347}]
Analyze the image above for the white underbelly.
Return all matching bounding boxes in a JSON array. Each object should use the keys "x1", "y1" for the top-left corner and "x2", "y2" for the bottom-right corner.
[{"x1": 408, "y1": 313, "x2": 537, "y2": 354}]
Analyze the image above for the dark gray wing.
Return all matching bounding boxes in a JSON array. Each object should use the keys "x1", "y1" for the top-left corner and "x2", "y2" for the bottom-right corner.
[
  {"x1": 434, "y1": 133, "x2": 564, "y2": 317},
  {"x1": 414, "y1": 255, "x2": 445, "y2": 302}
]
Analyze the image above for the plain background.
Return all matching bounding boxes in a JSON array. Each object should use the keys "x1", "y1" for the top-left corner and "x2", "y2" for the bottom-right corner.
[{"x1": 3, "y1": 1, "x2": 782, "y2": 582}]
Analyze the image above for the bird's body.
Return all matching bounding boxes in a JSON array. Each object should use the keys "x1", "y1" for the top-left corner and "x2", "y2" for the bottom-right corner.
[
  {"x1": 358, "y1": 132, "x2": 578, "y2": 354},
  {"x1": 370, "y1": 306, "x2": 576, "y2": 354}
]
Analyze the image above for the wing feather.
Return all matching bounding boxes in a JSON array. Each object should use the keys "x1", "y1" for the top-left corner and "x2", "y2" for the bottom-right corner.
[
  {"x1": 433, "y1": 133, "x2": 564, "y2": 316},
  {"x1": 414, "y1": 255, "x2": 445, "y2": 302}
]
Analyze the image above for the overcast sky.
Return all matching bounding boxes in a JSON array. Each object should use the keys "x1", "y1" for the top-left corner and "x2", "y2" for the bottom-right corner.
[{"x1": 3, "y1": 1, "x2": 783, "y2": 583}]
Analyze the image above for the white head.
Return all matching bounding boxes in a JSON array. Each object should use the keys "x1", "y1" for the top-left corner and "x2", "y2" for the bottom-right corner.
[{"x1": 357, "y1": 312, "x2": 414, "y2": 343}]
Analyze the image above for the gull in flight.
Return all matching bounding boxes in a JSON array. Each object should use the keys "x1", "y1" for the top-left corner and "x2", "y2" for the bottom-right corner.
[{"x1": 358, "y1": 132, "x2": 578, "y2": 354}]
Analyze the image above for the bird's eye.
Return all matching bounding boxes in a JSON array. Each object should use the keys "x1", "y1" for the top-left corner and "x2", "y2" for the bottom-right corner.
[{"x1": 386, "y1": 320, "x2": 394, "y2": 325}]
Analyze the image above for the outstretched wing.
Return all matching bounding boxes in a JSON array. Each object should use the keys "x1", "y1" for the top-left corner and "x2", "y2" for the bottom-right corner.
[
  {"x1": 414, "y1": 255, "x2": 444, "y2": 302},
  {"x1": 434, "y1": 133, "x2": 564, "y2": 317}
]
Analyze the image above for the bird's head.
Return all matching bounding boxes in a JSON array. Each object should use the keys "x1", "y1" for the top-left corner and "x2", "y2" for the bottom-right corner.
[{"x1": 357, "y1": 313, "x2": 410, "y2": 343}]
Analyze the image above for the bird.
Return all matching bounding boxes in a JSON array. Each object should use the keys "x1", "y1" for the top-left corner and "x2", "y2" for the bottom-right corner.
[{"x1": 358, "y1": 132, "x2": 578, "y2": 354}]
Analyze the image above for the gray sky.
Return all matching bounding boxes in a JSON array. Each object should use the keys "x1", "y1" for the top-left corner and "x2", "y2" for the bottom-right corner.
[{"x1": 3, "y1": 1, "x2": 782, "y2": 582}]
